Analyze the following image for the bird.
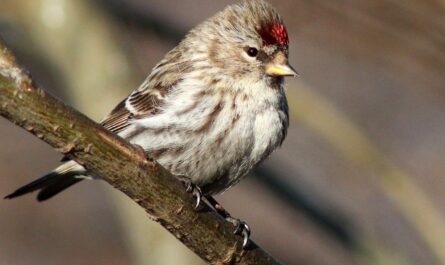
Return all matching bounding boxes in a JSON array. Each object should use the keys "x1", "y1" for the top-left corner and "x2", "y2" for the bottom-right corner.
[{"x1": 5, "y1": 0, "x2": 297, "y2": 246}]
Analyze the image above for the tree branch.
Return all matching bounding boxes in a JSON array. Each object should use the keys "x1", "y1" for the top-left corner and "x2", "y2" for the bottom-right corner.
[{"x1": 0, "y1": 41, "x2": 283, "y2": 265}]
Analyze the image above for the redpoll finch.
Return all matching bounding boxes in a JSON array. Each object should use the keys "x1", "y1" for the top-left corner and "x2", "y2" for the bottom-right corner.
[{"x1": 6, "y1": 0, "x2": 297, "y2": 246}]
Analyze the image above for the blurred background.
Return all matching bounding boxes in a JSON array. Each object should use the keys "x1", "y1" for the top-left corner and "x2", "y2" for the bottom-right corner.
[{"x1": 1, "y1": 0, "x2": 445, "y2": 264}]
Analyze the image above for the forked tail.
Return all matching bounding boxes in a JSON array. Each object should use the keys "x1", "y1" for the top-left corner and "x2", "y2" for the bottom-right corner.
[{"x1": 4, "y1": 161, "x2": 85, "y2": 201}]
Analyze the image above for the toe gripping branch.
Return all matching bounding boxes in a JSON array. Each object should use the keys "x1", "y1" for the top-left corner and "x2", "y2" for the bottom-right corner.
[
  {"x1": 178, "y1": 177, "x2": 251, "y2": 248},
  {"x1": 179, "y1": 177, "x2": 203, "y2": 209},
  {"x1": 206, "y1": 196, "x2": 251, "y2": 249}
]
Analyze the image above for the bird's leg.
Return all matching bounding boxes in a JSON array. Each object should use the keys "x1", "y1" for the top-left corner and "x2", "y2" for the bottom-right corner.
[
  {"x1": 176, "y1": 175, "x2": 203, "y2": 209},
  {"x1": 206, "y1": 196, "x2": 251, "y2": 249},
  {"x1": 206, "y1": 196, "x2": 230, "y2": 217}
]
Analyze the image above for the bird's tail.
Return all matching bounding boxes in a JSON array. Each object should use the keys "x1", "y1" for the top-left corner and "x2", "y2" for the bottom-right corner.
[{"x1": 4, "y1": 161, "x2": 86, "y2": 201}]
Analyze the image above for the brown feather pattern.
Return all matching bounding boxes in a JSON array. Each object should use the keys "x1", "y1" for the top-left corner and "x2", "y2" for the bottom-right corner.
[{"x1": 100, "y1": 99, "x2": 131, "y2": 133}]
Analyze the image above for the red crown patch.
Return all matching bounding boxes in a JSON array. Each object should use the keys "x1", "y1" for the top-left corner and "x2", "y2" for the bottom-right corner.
[{"x1": 258, "y1": 23, "x2": 289, "y2": 46}]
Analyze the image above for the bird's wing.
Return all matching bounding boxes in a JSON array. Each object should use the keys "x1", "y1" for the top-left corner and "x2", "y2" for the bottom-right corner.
[
  {"x1": 58, "y1": 87, "x2": 165, "y2": 163},
  {"x1": 100, "y1": 46, "x2": 186, "y2": 134},
  {"x1": 100, "y1": 87, "x2": 166, "y2": 134},
  {"x1": 99, "y1": 41, "x2": 195, "y2": 134}
]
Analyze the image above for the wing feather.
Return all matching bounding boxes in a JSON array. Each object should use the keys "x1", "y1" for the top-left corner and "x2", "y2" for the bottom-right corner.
[
  {"x1": 61, "y1": 90, "x2": 162, "y2": 162},
  {"x1": 63, "y1": 41, "x2": 187, "y2": 161},
  {"x1": 100, "y1": 99, "x2": 132, "y2": 133},
  {"x1": 101, "y1": 46, "x2": 186, "y2": 134},
  {"x1": 100, "y1": 88, "x2": 165, "y2": 134}
]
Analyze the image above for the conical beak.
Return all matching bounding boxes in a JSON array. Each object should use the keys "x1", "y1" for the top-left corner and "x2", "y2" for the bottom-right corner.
[{"x1": 266, "y1": 62, "x2": 299, "y2": 77}]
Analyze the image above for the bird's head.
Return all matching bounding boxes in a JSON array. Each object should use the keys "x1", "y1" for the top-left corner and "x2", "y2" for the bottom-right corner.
[
  {"x1": 182, "y1": 0, "x2": 297, "y2": 89},
  {"x1": 153, "y1": 0, "x2": 297, "y2": 93}
]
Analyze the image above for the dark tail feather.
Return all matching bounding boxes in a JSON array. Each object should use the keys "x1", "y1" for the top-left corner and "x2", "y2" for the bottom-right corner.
[
  {"x1": 5, "y1": 162, "x2": 84, "y2": 201},
  {"x1": 4, "y1": 172, "x2": 59, "y2": 199},
  {"x1": 37, "y1": 176, "x2": 82, "y2": 201}
]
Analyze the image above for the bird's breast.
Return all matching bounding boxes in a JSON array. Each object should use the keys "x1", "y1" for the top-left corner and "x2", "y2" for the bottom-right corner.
[{"x1": 126, "y1": 81, "x2": 288, "y2": 195}]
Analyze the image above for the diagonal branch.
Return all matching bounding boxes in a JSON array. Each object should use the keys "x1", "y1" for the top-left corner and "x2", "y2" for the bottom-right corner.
[{"x1": 0, "y1": 41, "x2": 283, "y2": 265}]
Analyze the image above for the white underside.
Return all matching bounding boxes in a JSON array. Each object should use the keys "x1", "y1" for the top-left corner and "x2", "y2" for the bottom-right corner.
[{"x1": 57, "y1": 76, "x2": 288, "y2": 194}]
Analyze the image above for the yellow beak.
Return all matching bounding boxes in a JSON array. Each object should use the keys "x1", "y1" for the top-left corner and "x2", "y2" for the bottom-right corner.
[{"x1": 266, "y1": 63, "x2": 299, "y2": 77}]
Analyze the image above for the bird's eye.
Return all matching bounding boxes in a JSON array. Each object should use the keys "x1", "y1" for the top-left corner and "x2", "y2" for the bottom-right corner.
[{"x1": 246, "y1": 47, "x2": 258, "y2": 57}]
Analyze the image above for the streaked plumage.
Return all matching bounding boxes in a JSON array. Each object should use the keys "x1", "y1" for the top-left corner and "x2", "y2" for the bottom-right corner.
[{"x1": 6, "y1": 0, "x2": 296, "y2": 201}]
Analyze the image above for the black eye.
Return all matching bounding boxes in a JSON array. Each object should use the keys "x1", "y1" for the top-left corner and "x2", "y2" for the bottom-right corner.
[{"x1": 246, "y1": 47, "x2": 258, "y2": 57}]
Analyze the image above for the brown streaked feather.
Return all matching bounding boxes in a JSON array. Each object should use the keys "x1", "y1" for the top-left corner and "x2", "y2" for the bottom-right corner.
[
  {"x1": 100, "y1": 99, "x2": 132, "y2": 133},
  {"x1": 128, "y1": 90, "x2": 161, "y2": 115},
  {"x1": 102, "y1": 44, "x2": 192, "y2": 134},
  {"x1": 100, "y1": 87, "x2": 167, "y2": 134},
  {"x1": 194, "y1": 100, "x2": 224, "y2": 133}
]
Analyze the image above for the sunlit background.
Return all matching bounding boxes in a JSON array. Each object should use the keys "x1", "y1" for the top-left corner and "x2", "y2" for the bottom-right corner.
[{"x1": 1, "y1": 0, "x2": 445, "y2": 264}]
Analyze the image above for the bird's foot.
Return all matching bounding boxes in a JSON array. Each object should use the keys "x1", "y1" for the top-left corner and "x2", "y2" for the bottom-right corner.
[
  {"x1": 205, "y1": 196, "x2": 251, "y2": 248},
  {"x1": 226, "y1": 216, "x2": 251, "y2": 249},
  {"x1": 178, "y1": 177, "x2": 203, "y2": 209}
]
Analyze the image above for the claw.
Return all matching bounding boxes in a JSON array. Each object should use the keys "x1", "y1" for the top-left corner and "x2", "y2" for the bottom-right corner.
[
  {"x1": 241, "y1": 226, "x2": 251, "y2": 248},
  {"x1": 226, "y1": 217, "x2": 251, "y2": 249},
  {"x1": 191, "y1": 185, "x2": 202, "y2": 209},
  {"x1": 179, "y1": 177, "x2": 203, "y2": 209},
  {"x1": 206, "y1": 196, "x2": 252, "y2": 248}
]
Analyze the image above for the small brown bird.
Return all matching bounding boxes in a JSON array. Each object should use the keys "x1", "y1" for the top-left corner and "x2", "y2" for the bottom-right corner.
[{"x1": 6, "y1": 0, "x2": 297, "y2": 246}]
